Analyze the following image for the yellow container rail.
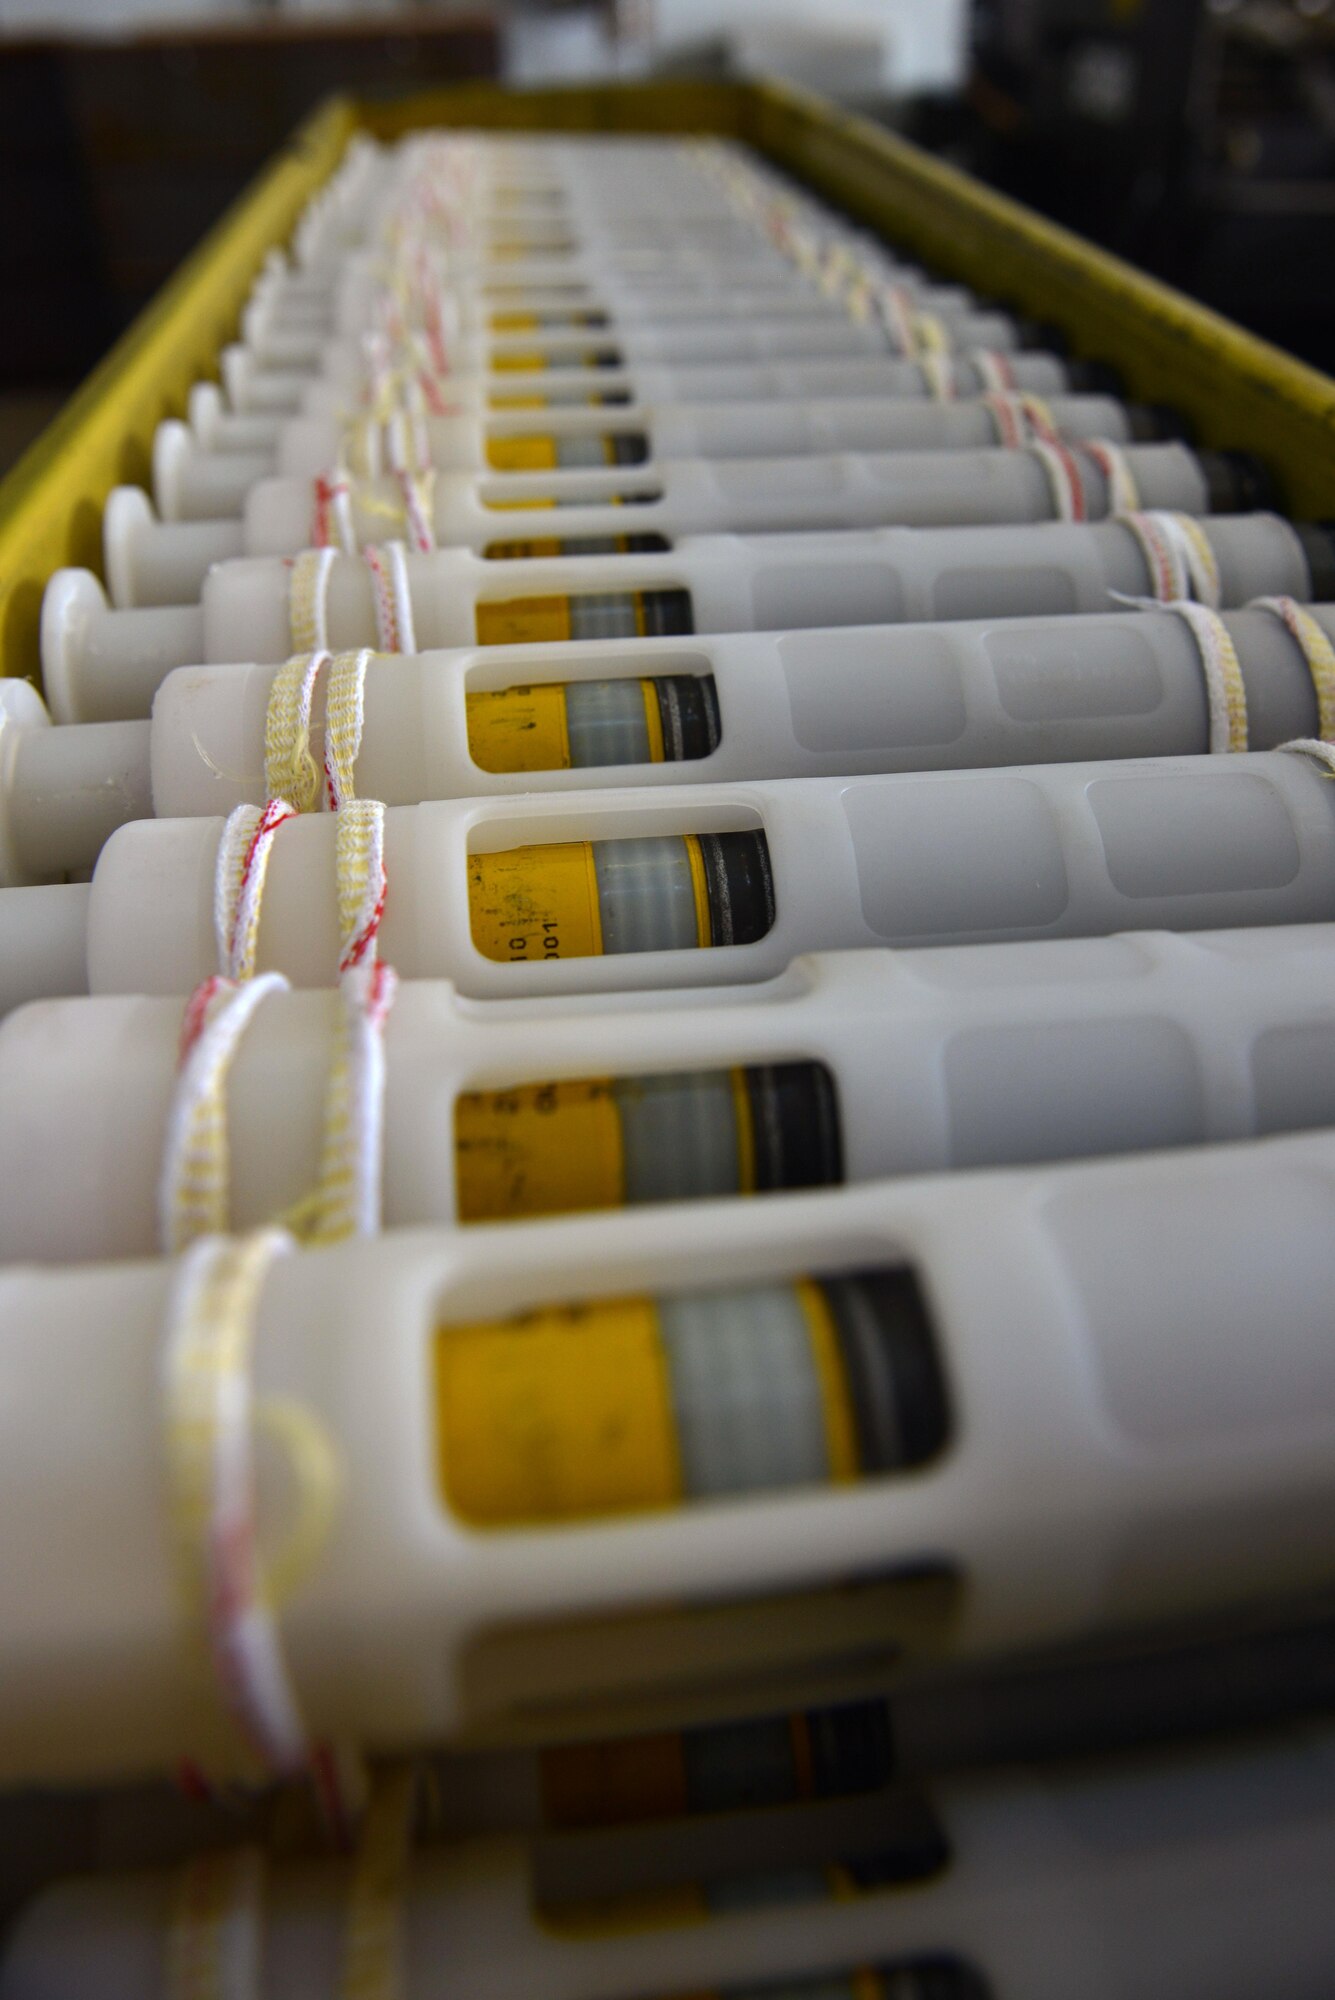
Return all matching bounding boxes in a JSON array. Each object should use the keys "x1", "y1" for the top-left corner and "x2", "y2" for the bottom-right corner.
[{"x1": 2, "y1": 74, "x2": 1334, "y2": 688}]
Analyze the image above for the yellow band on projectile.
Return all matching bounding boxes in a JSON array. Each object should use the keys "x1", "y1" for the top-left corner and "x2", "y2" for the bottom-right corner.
[
  {"x1": 487, "y1": 433, "x2": 558, "y2": 472},
  {"x1": 476, "y1": 595, "x2": 573, "y2": 645},
  {"x1": 467, "y1": 840, "x2": 604, "y2": 963},
  {"x1": 490, "y1": 312, "x2": 540, "y2": 333},
  {"x1": 490, "y1": 351, "x2": 548, "y2": 372},
  {"x1": 728, "y1": 1066, "x2": 757, "y2": 1195},
  {"x1": 434, "y1": 1295, "x2": 683, "y2": 1525},
  {"x1": 796, "y1": 1279, "x2": 860, "y2": 1484},
  {"x1": 683, "y1": 833, "x2": 712, "y2": 947},
  {"x1": 466, "y1": 683, "x2": 572, "y2": 773},
  {"x1": 639, "y1": 679, "x2": 665, "y2": 764},
  {"x1": 454, "y1": 1078, "x2": 625, "y2": 1222}
]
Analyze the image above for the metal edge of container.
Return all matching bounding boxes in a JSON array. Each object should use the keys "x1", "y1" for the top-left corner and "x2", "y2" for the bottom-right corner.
[{"x1": 1, "y1": 74, "x2": 1333, "y2": 692}]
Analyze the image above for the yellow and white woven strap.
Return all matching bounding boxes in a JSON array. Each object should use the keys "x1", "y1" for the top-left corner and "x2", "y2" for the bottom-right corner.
[
  {"x1": 917, "y1": 349, "x2": 957, "y2": 402},
  {"x1": 167, "y1": 1846, "x2": 265, "y2": 2000},
  {"x1": 912, "y1": 310, "x2": 950, "y2": 357},
  {"x1": 324, "y1": 648, "x2": 374, "y2": 812},
  {"x1": 1028, "y1": 437, "x2": 1091, "y2": 522},
  {"x1": 158, "y1": 972, "x2": 291, "y2": 1254},
  {"x1": 1081, "y1": 438, "x2": 1142, "y2": 517},
  {"x1": 339, "y1": 1767, "x2": 418, "y2": 2000},
  {"x1": 970, "y1": 347, "x2": 1016, "y2": 394},
  {"x1": 1119, "y1": 509, "x2": 1222, "y2": 608},
  {"x1": 214, "y1": 799, "x2": 298, "y2": 983},
  {"x1": 290, "y1": 546, "x2": 338, "y2": 655},
  {"x1": 362, "y1": 542, "x2": 416, "y2": 655},
  {"x1": 1251, "y1": 595, "x2": 1335, "y2": 742},
  {"x1": 265, "y1": 651, "x2": 331, "y2": 815},
  {"x1": 162, "y1": 1228, "x2": 312, "y2": 1777},
  {"x1": 1165, "y1": 602, "x2": 1250, "y2": 754}
]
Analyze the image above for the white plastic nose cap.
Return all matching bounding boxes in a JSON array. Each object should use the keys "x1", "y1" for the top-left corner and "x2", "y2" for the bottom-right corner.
[
  {"x1": 0, "y1": 680, "x2": 51, "y2": 887},
  {"x1": 187, "y1": 382, "x2": 226, "y2": 446},
  {"x1": 220, "y1": 344, "x2": 251, "y2": 410},
  {"x1": 151, "y1": 421, "x2": 193, "y2": 522},
  {"x1": 102, "y1": 487, "x2": 156, "y2": 611},
  {"x1": 39, "y1": 569, "x2": 106, "y2": 726}
]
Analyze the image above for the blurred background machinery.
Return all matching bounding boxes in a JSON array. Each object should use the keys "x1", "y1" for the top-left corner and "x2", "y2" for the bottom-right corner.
[{"x1": 2, "y1": 1, "x2": 1332, "y2": 447}]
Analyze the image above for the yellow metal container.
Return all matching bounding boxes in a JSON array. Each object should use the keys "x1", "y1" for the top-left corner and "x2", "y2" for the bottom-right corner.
[{"x1": 3, "y1": 75, "x2": 1334, "y2": 689}]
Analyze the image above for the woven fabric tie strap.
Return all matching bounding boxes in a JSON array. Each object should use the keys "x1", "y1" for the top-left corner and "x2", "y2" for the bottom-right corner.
[
  {"x1": 1081, "y1": 438, "x2": 1142, "y2": 516},
  {"x1": 1250, "y1": 596, "x2": 1335, "y2": 742},
  {"x1": 1119, "y1": 510, "x2": 1222, "y2": 608},
  {"x1": 983, "y1": 392, "x2": 1059, "y2": 449},
  {"x1": 215, "y1": 799, "x2": 298, "y2": 984},
  {"x1": 307, "y1": 799, "x2": 397, "y2": 1244},
  {"x1": 1165, "y1": 602, "x2": 1249, "y2": 754},
  {"x1": 166, "y1": 1847, "x2": 265, "y2": 2000},
  {"x1": 265, "y1": 651, "x2": 331, "y2": 814},
  {"x1": 917, "y1": 350, "x2": 956, "y2": 402},
  {"x1": 383, "y1": 408, "x2": 432, "y2": 481},
  {"x1": 363, "y1": 542, "x2": 417, "y2": 654},
  {"x1": 1028, "y1": 438, "x2": 1090, "y2": 522},
  {"x1": 872, "y1": 282, "x2": 917, "y2": 357},
  {"x1": 325, "y1": 648, "x2": 373, "y2": 812},
  {"x1": 312, "y1": 473, "x2": 357, "y2": 555},
  {"x1": 391, "y1": 468, "x2": 437, "y2": 554},
  {"x1": 339, "y1": 1767, "x2": 418, "y2": 2000},
  {"x1": 159, "y1": 972, "x2": 291, "y2": 1254},
  {"x1": 970, "y1": 347, "x2": 1015, "y2": 394},
  {"x1": 162, "y1": 1229, "x2": 320, "y2": 1777},
  {"x1": 1280, "y1": 736, "x2": 1335, "y2": 777},
  {"x1": 290, "y1": 546, "x2": 337, "y2": 655}
]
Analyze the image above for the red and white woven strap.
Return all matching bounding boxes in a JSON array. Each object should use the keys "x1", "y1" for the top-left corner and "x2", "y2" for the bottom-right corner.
[
  {"x1": 983, "y1": 392, "x2": 1060, "y2": 450},
  {"x1": 159, "y1": 973, "x2": 291, "y2": 1253},
  {"x1": 1250, "y1": 595, "x2": 1335, "y2": 742},
  {"x1": 214, "y1": 798, "x2": 299, "y2": 983},
  {"x1": 391, "y1": 468, "x2": 437, "y2": 554},
  {"x1": 1118, "y1": 510, "x2": 1222, "y2": 608},
  {"x1": 1027, "y1": 437, "x2": 1091, "y2": 522},
  {"x1": 312, "y1": 472, "x2": 357, "y2": 555},
  {"x1": 362, "y1": 541, "x2": 417, "y2": 654},
  {"x1": 382, "y1": 407, "x2": 433, "y2": 481},
  {"x1": 1081, "y1": 438, "x2": 1142, "y2": 517},
  {"x1": 871, "y1": 282, "x2": 920, "y2": 357},
  {"x1": 970, "y1": 348, "x2": 1016, "y2": 395}
]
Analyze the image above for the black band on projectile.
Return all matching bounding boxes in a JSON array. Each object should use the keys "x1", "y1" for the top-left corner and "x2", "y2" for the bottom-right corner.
[
  {"x1": 655, "y1": 673, "x2": 722, "y2": 761},
  {"x1": 697, "y1": 829, "x2": 775, "y2": 944},
  {"x1": 824, "y1": 1269, "x2": 951, "y2": 1473},
  {"x1": 608, "y1": 431, "x2": 650, "y2": 466},
  {"x1": 744, "y1": 1061, "x2": 842, "y2": 1192},
  {"x1": 640, "y1": 586, "x2": 695, "y2": 636}
]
